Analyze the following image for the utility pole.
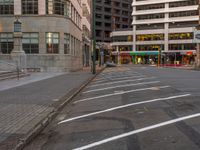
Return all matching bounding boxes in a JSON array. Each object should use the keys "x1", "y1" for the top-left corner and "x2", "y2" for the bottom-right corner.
[{"x1": 92, "y1": 0, "x2": 96, "y2": 74}]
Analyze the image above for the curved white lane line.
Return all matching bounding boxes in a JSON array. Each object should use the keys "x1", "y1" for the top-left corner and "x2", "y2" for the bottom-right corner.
[
  {"x1": 74, "y1": 86, "x2": 170, "y2": 104},
  {"x1": 73, "y1": 111, "x2": 200, "y2": 150},
  {"x1": 58, "y1": 94, "x2": 191, "y2": 124},
  {"x1": 84, "y1": 81, "x2": 160, "y2": 94}
]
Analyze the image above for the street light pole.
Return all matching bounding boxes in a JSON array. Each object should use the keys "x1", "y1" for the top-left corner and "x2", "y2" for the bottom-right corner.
[{"x1": 92, "y1": 0, "x2": 96, "y2": 74}]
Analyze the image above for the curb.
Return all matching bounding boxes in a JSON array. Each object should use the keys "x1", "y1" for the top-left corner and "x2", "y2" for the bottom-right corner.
[{"x1": 14, "y1": 67, "x2": 105, "y2": 150}]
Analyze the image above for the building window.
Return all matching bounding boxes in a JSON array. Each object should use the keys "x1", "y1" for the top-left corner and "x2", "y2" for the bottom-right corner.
[
  {"x1": 0, "y1": 0, "x2": 14, "y2": 15},
  {"x1": 46, "y1": 33, "x2": 59, "y2": 54},
  {"x1": 46, "y1": 0, "x2": 70, "y2": 17},
  {"x1": 71, "y1": 35, "x2": 75, "y2": 55},
  {"x1": 64, "y1": 33, "x2": 70, "y2": 54},
  {"x1": 0, "y1": 33, "x2": 13, "y2": 54},
  {"x1": 22, "y1": 33, "x2": 39, "y2": 54},
  {"x1": 136, "y1": 34, "x2": 164, "y2": 41},
  {"x1": 22, "y1": 0, "x2": 38, "y2": 14}
]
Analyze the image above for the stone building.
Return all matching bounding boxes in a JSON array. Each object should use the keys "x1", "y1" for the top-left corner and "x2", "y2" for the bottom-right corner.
[
  {"x1": 0, "y1": 0, "x2": 83, "y2": 72},
  {"x1": 82, "y1": 0, "x2": 91, "y2": 67}
]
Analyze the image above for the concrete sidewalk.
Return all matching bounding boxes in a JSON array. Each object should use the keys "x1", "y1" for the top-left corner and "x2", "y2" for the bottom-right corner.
[{"x1": 0, "y1": 67, "x2": 103, "y2": 150}]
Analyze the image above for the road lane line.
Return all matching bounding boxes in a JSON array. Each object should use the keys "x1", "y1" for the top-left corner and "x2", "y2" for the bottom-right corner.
[
  {"x1": 95, "y1": 73, "x2": 142, "y2": 81},
  {"x1": 74, "y1": 86, "x2": 170, "y2": 104},
  {"x1": 84, "y1": 81, "x2": 160, "y2": 94},
  {"x1": 89, "y1": 77, "x2": 156, "y2": 87},
  {"x1": 73, "y1": 112, "x2": 200, "y2": 150},
  {"x1": 93, "y1": 75, "x2": 146, "y2": 84},
  {"x1": 58, "y1": 94, "x2": 191, "y2": 124}
]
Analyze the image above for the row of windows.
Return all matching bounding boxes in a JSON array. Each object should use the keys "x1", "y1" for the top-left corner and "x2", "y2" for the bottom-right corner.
[
  {"x1": 136, "y1": 33, "x2": 193, "y2": 41},
  {"x1": 135, "y1": 0, "x2": 197, "y2": 11},
  {"x1": 136, "y1": 10, "x2": 198, "y2": 20},
  {"x1": 169, "y1": 0, "x2": 198, "y2": 8},
  {"x1": 137, "y1": 34, "x2": 164, "y2": 41},
  {"x1": 136, "y1": 44, "x2": 196, "y2": 51},
  {"x1": 0, "y1": 0, "x2": 81, "y2": 28},
  {"x1": 0, "y1": 33, "x2": 81, "y2": 55},
  {"x1": 136, "y1": 14, "x2": 164, "y2": 20},
  {"x1": 136, "y1": 22, "x2": 198, "y2": 30},
  {"x1": 169, "y1": 10, "x2": 198, "y2": 18},
  {"x1": 112, "y1": 35, "x2": 133, "y2": 42}
]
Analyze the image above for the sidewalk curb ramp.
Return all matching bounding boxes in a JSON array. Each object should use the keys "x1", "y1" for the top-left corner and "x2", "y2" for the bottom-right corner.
[{"x1": 14, "y1": 67, "x2": 105, "y2": 150}]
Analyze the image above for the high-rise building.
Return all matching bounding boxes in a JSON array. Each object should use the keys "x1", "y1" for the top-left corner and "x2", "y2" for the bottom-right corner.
[
  {"x1": 95, "y1": 0, "x2": 132, "y2": 43},
  {"x1": 0, "y1": 0, "x2": 83, "y2": 72},
  {"x1": 132, "y1": 0, "x2": 199, "y2": 65}
]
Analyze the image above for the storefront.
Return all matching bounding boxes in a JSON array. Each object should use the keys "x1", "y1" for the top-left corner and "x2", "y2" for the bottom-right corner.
[{"x1": 130, "y1": 51, "x2": 159, "y2": 64}]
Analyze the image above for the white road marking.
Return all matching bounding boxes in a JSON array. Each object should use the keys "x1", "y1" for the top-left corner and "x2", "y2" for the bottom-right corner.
[
  {"x1": 74, "y1": 86, "x2": 170, "y2": 104},
  {"x1": 90, "y1": 77, "x2": 156, "y2": 88},
  {"x1": 84, "y1": 81, "x2": 160, "y2": 94},
  {"x1": 93, "y1": 75, "x2": 146, "y2": 84},
  {"x1": 73, "y1": 112, "x2": 200, "y2": 150},
  {"x1": 58, "y1": 94, "x2": 191, "y2": 124},
  {"x1": 95, "y1": 73, "x2": 141, "y2": 81}
]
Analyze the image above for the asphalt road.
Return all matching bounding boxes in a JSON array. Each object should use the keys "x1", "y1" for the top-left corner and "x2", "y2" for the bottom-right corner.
[{"x1": 25, "y1": 66, "x2": 200, "y2": 150}]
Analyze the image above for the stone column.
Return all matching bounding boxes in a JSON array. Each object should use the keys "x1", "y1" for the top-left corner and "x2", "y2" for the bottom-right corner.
[
  {"x1": 11, "y1": 31, "x2": 26, "y2": 71},
  {"x1": 14, "y1": 0, "x2": 21, "y2": 15},
  {"x1": 38, "y1": 0, "x2": 46, "y2": 15}
]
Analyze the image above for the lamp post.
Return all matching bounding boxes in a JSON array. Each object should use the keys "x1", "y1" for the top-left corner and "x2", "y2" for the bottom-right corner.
[
  {"x1": 92, "y1": 0, "x2": 96, "y2": 74},
  {"x1": 11, "y1": 17, "x2": 26, "y2": 72}
]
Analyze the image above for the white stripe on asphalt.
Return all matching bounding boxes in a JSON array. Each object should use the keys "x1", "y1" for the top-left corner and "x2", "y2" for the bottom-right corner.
[
  {"x1": 93, "y1": 75, "x2": 146, "y2": 84},
  {"x1": 84, "y1": 81, "x2": 160, "y2": 94},
  {"x1": 58, "y1": 94, "x2": 191, "y2": 124},
  {"x1": 95, "y1": 73, "x2": 141, "y2": 81},
  {"x1": 73, "y1": 112, "x2": 200, "y2": 150},
  {"x1": 74, "y1": 86, "x2": 170, "y2": 104},
  {"x1": 90, "y1": 77, "x2": 156, "y2": 88}
]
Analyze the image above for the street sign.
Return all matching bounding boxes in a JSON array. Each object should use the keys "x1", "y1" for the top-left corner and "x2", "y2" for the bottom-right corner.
[{"x1": 194, "y1": 29, "x2": 200, "y2": 43}]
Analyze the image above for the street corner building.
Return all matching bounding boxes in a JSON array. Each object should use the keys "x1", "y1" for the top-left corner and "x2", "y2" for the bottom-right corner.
[{"x1": 0, "y1": 0, "x2": 83, "y2": 72}]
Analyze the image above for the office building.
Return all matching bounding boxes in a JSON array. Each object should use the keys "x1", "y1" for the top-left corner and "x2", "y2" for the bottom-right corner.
[
  {"x1": 132, "y1": 0, "x2": 198, "y2": 65},
  {"x1": 95, "y1": 0, "x2": 132, "y2": 43}
]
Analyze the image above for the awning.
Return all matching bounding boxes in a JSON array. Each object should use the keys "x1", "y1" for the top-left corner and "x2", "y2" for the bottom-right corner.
[{"x1": 130, "y1": 51, "x2": 159, "y2": 56}]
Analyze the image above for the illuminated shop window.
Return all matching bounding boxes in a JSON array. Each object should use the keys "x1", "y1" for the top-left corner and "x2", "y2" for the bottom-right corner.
[
  {"x1": 136, "y1": 34, "x2": 164, "y2": 41},
  {"x1": 169, "y1": 33, "x2": 193, "y2": 40}
]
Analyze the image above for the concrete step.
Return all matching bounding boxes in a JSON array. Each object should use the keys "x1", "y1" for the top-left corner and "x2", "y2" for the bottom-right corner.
[{"x1": 0, "y1": 71, "x2": 30, "y2": 81}]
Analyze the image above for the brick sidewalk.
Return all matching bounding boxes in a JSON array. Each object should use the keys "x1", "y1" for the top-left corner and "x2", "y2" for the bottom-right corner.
[{"x1": 0, "y1": 67, "x2": 104, "y2": 150}]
